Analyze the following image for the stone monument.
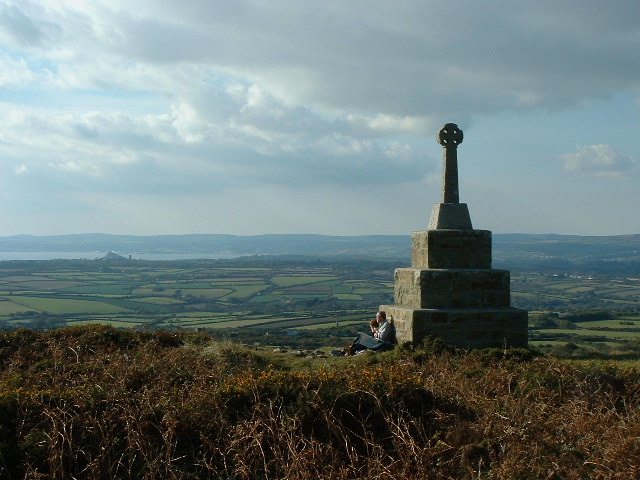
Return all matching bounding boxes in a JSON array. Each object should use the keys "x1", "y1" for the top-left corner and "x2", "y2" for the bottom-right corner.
[{"x1": 380, "y1": 123, "x2": 528, "y2": 349}]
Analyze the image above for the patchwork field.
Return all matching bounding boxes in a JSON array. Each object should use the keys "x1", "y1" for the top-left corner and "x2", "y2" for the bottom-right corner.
[
  {"x1": 0, "y1": 258, "x2": 394, "y2": 332},
  {"x1": 1, "y1": 258, "x2": 639, "y2": 357}
]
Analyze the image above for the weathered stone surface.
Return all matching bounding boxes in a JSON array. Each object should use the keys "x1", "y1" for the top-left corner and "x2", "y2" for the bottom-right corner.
[
  {"x1": 394, "y1": 267, "x2": 510, "y2": 309},
  {"x1": 437, "y1": 123, "x2": 463, "y2": 204},
  {"x1": 412, "y1": 229, "x2": 491, "y2": 269},
  {"x1": 380, "y1": 304, "x2": 528, "y2": 349},
  {"x1": 428, "y1": 203, "x2": 473, "y2": 230},
  {"x1": 379, "y1": 122, "x2": 528, "y2": 349}
]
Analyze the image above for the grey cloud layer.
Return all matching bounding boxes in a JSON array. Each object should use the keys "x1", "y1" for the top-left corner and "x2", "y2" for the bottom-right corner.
[
  {"x1": 1, "y1": 0, "x2": 639, "y2": 219},
  {"x1": 4, "y1": 1, "x2": 640, "y2": 112}
]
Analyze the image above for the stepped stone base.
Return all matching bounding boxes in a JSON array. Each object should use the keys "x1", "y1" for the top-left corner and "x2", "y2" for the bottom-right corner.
[
  {"x1": 380, "y1": 304, "x2": 528, "y2": 349},
  {"x1": 382, "y1": 228, "x2": 528, "y2": 349}
]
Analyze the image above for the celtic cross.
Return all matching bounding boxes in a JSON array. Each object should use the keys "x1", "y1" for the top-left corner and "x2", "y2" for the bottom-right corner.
[{"x1": 437, "y1": 123, "x2": 463, "y2": 204}]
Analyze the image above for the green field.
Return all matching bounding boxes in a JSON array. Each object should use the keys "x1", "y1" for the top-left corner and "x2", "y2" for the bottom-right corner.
[
  {"x1": 9, "y1": 296, "x2": 130, "y2": 314},
  {"x1": 0, "y1": 258, "x2": 393, "y2": 333},
  {"x1": 2, "y1": 257, "x2": 640, "y2": 358}
]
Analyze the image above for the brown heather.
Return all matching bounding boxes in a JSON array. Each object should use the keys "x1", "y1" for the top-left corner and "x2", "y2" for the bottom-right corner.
[{"x1": 0, "y1": 325, "x2": 639, "y2": 479}]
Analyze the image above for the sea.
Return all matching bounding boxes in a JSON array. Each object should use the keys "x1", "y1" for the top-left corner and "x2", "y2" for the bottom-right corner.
[{"x1": 0, "y1": 252, "x2": 244, "y2": 261}]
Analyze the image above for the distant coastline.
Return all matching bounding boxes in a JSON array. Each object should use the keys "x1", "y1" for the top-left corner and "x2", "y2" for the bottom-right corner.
[
  {"x1": 0, "y1": 233, "x2": 411, "y2": 258},
  {"x1": 0, "y1": 233, "x2": 638, "y2": 267},
  {"x1": 0, "y1": 251, "x2": 245, "y2": 261}
]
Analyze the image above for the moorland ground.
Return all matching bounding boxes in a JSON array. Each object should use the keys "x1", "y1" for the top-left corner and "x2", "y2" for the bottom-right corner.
[{"x1": 1, "y1": 326, "x2": 639, "y2": 479}]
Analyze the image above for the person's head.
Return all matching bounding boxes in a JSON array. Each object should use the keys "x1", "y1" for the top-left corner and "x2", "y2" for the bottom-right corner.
[
  {"x1": 370, "y1": 319, "x2": 379, "y2": 329},
  {"x1": 376, "y1": 311, "x2": 387, "y2": 323}
]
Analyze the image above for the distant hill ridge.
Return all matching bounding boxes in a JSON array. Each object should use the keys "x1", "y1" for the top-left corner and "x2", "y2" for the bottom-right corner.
[
  {"x1": 0, "y1": 233, "x2": 409, "y2": 257},
  {"x1": 0, "y1": 233, "x2": 639, "y2": 263}
]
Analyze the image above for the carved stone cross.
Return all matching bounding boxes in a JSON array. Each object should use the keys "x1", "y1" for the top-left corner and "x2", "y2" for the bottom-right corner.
[
  {"x1": 437, "y1": 123, "x2": 463, "y2": 203},
  {"x1": 428, "y1": 122, "x2": 472, "y2": 230}
]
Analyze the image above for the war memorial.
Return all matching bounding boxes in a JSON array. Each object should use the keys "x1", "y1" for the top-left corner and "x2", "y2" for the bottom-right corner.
[{"x1": 380, "y1": 123, "x2": 528, "y2": 349}]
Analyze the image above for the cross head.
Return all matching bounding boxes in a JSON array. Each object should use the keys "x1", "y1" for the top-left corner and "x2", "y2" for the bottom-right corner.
[
  {"x1": 437, "y1": 123, "x2": 463, "y2": 147},
  {"x1": 437, "y1": 123, "x2": 463, "y2": 203}
]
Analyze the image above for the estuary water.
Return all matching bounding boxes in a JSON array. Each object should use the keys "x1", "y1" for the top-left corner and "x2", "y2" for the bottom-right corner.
[{"x1": 0, "y1": 252, "x2": 244, "y2": 261}]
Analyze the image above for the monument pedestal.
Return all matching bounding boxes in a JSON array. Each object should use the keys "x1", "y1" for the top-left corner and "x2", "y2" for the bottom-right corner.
[{"x1": 381, "y1": 227, "x2": 528, "y2": 348}]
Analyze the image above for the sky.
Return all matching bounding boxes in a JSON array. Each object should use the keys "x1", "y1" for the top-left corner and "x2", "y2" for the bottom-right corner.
[{"x1": 1, "y1": 1, "x2": 639, "y2": 237}]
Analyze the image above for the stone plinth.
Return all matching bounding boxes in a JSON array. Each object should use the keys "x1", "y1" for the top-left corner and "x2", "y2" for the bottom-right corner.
[{"x1": 379, "y1": 304, "x2": 529, "y2": 349}]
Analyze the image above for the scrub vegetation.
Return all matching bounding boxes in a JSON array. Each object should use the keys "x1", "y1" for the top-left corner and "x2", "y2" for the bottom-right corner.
[{"x1": 0, "y1": 326, "x2": 639, "y2": 479}]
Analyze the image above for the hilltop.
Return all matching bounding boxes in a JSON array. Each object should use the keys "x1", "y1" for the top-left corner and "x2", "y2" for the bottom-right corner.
[{"x1": 0, "y1": 325, "x2": 638, "y2": 479}]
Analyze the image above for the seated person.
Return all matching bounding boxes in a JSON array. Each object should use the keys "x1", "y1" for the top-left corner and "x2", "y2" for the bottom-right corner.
[
  {"x1": 333, "y1": 311, "x2": 395, "y2": 356},
  {"x1": 370, "y1": 318, "x2": 379, "y2": 336},
  {"x1": 373, "y1": 311, "x2": 394, "y2": 344}
]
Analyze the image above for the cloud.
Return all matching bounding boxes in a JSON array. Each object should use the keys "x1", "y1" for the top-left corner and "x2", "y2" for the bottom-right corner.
[
  {"x1": 0, "y1": 3, "x2": 45, "y2": 46},
  {"x1": 1, "y1": 93, "x2": 430, "y2": 197},
  {"x1": 5, "y1": 1, "x2": 640, "y2": 116},
  {"x1": 14, "y1": 163, "x2": 28, "y2": 175},
  {"x1": 562, "y1": 144, "x2": 639, "y2": 178},
  {"x1": 2, "y1": 1, "x2": 640, "y2": 236},
  {"x1": 0, "y1": 53, "x2": 37, "y2": 88}
]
